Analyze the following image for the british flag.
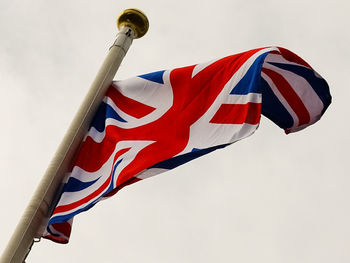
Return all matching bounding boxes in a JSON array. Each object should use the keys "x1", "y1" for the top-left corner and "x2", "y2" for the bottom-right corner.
[{"x1": 43, "y1": 47, "x2": 331, "y2": 243}]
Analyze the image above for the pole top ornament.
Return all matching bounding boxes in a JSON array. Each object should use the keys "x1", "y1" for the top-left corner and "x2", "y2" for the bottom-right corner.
[{"x1": 117, "y1": 9, "x2": 149, "y2": 38}]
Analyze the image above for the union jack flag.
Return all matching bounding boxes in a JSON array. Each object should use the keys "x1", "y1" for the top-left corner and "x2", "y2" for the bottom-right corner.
[{"x1": 43, "y1": 47, "x2": 331, "y2": 243}]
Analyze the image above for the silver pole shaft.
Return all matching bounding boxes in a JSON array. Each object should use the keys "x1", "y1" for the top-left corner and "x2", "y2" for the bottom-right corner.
[{"x1": 0, "y1": 25, "x2": 136, "y2": 263}]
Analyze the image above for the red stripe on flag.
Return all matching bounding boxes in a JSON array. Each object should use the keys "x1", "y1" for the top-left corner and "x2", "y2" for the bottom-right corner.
[
  {"x1": 51, "y1": 222, "x2": 71, "y2": 238},
  {"x1": 44, "y1": 234, "x2": 69, "y2": 244},
  {"x1": 210, "y1": 103, "x2": 261, "y2": 125},
  {"x1": 44, "y1": 221, "x2": 72, "y2": 244},
  {"x1": 262, "y1": 68, "x2": 310, "y2": 126},
  {"x1": 75, "y1": 135, "x2": 116, "y2": 172},
  {"x1": 277, "y1": 47, "x2": 312, "y2": 68},
  {"x1": 108, "y1": 85, "x2": 156, "y2": 119}
]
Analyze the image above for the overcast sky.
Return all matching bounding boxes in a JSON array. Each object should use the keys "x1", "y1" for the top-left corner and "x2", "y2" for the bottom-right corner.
[{"x1": 1, "y1": 0, "x2": 349, "y2": 262}]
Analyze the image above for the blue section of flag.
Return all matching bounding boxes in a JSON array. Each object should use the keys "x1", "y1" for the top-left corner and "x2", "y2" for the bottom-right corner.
[
  {"x1": 90, "y1": 102, "x2": 126, "y2": 132},
  {"x1": 267, "y1": 62, "x2": 331, "y2": 112},
  {"x1": 48, "y1": 200, "x2": 99, "y2": 227},
  {"x1": 260, "y1": 77, "x2": 294, "y2": 129},
  {"x1": 151, "y1": 144, "x2": 230, "y2": 170},
  {"x1": 230, "y1": 53, "x2": 269, "y2": 95},
  {"x1": 63, "y1": 177, "x2": 100, "y2": 192},
  {"x1": 138, "y1": 70, "x2": 165, "y2": 84}
]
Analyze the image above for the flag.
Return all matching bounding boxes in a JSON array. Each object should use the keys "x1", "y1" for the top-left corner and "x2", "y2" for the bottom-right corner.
[{"x1": 43, "y1": 46, "x2": 331, "y2": 243}]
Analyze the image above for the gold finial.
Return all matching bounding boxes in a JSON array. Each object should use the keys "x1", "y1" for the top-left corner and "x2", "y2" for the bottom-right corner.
[{"x1": 117, "y1": 9, "x2": 149, "y2": 39}]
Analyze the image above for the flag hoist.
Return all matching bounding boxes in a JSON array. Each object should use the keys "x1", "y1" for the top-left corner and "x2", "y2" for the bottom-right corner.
[{"x1": 0, "y1": 9, "x2": 149, "y2": 263}]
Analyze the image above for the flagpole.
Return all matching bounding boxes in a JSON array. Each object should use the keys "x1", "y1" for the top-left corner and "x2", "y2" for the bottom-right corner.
[{"x1": 0, "y1": 9, "x2": 149, "y2": 263}]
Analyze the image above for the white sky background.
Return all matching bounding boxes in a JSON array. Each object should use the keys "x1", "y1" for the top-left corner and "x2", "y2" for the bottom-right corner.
[{"x1": 0, "y1": 0, "x2": 349, "y2": 262}]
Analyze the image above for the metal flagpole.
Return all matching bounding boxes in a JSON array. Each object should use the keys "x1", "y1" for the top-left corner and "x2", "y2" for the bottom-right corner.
[{"x1": 0, "y1": 9, "x2": 149, "y2": 263}]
